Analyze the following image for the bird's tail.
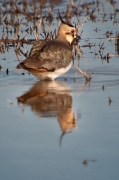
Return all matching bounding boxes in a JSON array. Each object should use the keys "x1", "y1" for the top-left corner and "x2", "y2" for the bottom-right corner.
[{"x1": 16, "y1": 62, "x2": 26, "y2": 69}]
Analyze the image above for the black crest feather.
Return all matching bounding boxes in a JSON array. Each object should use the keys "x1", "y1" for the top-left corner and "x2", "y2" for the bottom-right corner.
[{"x1": 58, "y1": 12, "x2": 74, "y2": 28}]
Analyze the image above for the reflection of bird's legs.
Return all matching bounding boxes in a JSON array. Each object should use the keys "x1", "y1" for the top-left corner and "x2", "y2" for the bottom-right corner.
[{"x1": 59, "y1": 131, "x2": 71, "y2": 148}]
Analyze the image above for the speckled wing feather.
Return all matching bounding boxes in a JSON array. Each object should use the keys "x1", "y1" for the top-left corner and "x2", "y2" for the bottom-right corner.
[
  {"x1": 20, "y1": 40, "x2": 73, "y2": 71},
  {"x1": 29, "y1": 40, "x2": 47, "y2": 58}
]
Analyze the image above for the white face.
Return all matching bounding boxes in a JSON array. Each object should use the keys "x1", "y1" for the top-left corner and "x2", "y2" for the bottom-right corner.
[
  {"x1": 66, "y1": 34, "x2": 74, "y2": 44},
  {"x1": 65, "y1": 28, "x2": 77, "y2": 44}
]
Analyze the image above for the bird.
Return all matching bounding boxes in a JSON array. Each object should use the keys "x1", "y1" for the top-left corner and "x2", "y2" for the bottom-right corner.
[{"x1": 17, "y1": 16, "x2": 78, "y2": 80}]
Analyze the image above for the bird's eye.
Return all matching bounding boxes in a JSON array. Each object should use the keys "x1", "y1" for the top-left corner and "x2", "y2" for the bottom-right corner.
[
  {"x1": 65, "y1": 32, "x2": 70, "y2": 35},
  {"x1": 71, "y1": 30, "x2": 74, "y2": 34}
]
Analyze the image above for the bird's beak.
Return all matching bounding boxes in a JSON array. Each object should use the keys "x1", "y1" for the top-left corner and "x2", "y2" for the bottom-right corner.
[{"x1": 72, "y1": 34, "x2": 81, "y2": 45}]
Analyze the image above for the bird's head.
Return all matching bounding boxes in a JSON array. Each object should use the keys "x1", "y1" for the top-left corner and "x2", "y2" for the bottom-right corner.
[
  {"x1": 58, "y1": 23, "x2": 77, "y2": 44},
  {"x1": 57, "y1": 13, "x2": 78, "y2": 44}
]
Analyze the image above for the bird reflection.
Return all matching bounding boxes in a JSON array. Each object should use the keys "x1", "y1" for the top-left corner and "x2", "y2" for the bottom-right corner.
[{"x1": 17, "y1": 81, "x2": 77, "y2": 140}]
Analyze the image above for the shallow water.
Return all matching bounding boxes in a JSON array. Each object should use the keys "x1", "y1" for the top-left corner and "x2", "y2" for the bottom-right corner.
[{"x1": 0, "y1": 0, "x2": 119, "y2": 180}]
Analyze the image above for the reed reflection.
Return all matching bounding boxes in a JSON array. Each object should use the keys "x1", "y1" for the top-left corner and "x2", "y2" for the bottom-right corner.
[{"x1": 17, "y1": 81, "x2": 77, "y2": 135}]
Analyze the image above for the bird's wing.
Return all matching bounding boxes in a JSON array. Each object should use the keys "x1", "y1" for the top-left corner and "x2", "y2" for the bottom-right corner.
[
  {"x1": 29, "y1": 40, "x2": 47, "y2": 58},
  {"x1": 21, "y1": 41, "x2": 73, "y2": 71}
]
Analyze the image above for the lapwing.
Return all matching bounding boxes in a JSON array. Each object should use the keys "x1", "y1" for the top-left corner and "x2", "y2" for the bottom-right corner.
[{"x1": 17, "y1": 16, "x2": 78, "y2": 80}]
